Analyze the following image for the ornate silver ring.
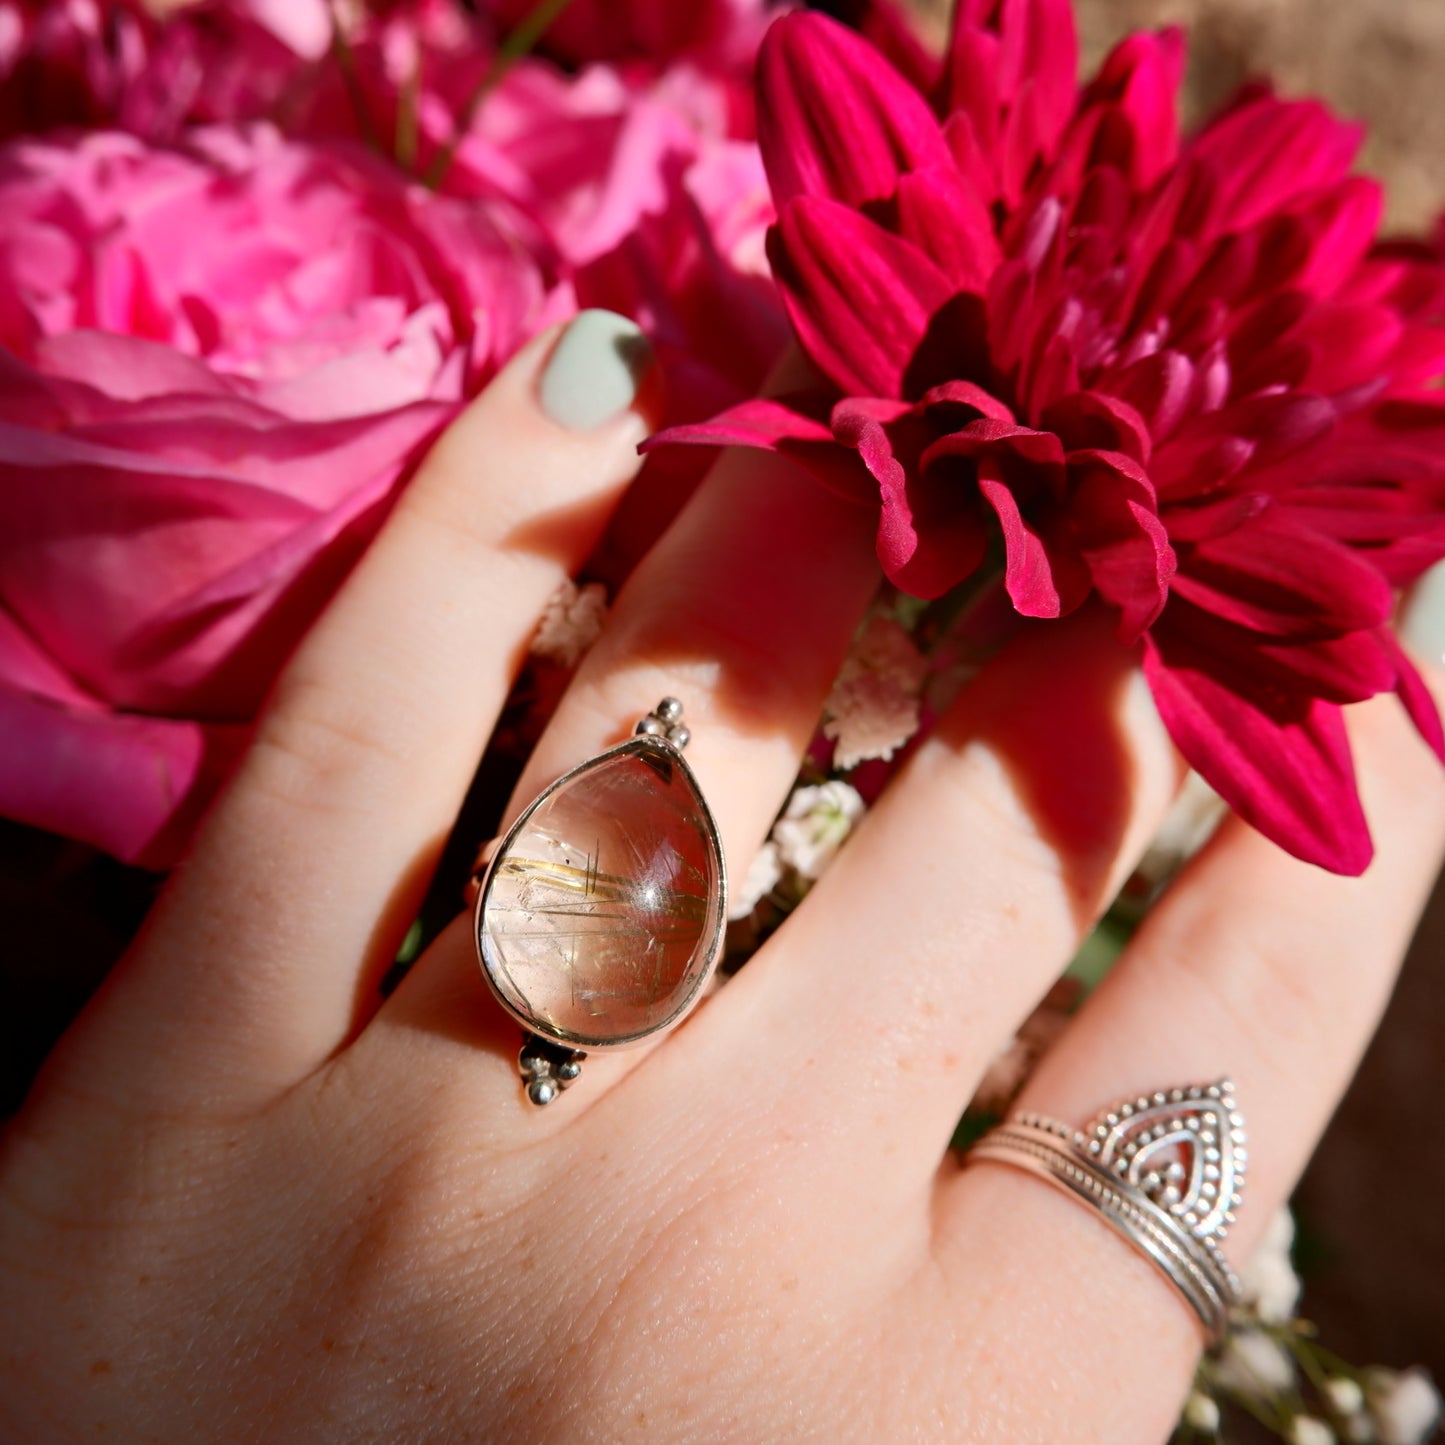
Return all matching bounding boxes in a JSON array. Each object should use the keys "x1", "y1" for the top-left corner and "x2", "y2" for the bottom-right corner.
[
  {"x1": 472, "y1": 699, "x2": 727, "y2": 1106},
  {"x1": 966, "y1": 1080, "x2": 1246, "y2": 1344}
]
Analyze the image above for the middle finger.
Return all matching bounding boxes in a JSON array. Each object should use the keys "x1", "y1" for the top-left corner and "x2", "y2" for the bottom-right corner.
[{"x1": 706, "y1": 611, "x2": 1183, "y2": 1190}]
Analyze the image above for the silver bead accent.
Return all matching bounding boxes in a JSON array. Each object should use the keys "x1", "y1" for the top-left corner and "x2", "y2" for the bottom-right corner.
[{"x1": 634, "y1": 698, "x2": 690, "y2": 751}]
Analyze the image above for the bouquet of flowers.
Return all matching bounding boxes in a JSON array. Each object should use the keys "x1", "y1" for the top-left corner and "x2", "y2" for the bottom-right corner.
[{"x1": 1, "y1": 1, "x2": 1442, "y2": 1440}]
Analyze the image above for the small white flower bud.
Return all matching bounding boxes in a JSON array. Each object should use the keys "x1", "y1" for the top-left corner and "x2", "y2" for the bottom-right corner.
[
  {"x1": 1324, "y1": 1377, "x2": 1366, "y2": 1419},
  {"x1": 1184, "y1": 1390, "x2": 1221, "y2": 1432},
  {"x1": 1288, "y1": 1416, "x2": 1335, "y2": 1445}
]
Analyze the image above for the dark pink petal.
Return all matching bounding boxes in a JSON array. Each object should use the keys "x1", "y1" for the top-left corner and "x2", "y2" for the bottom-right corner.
[
  {"x1": 1143, "y1": 637, "x2": 1372, "y2": 875},
  {"x1": 976, "y1": 474, "x2": 1086, "y2": 617},
  {"x1": 643, "y1": 399, "x2": 877, "y2": 505},
  {"x1": 1383, "y1": 631, "x2": 1445, "y2": 765},
  {"x1": 643, "y1": 398, "x2": 833, "y2": 451},
  {"x1": 757, "y1": 13, "x2": 951, "y2": 211},
  {"x1": 1291, "y1": 178, "x2": 1384, "y2": 297},
  {"x1": 1153, "y1": 393, "x2": 1337, "y2": 502},
  {"x1": 1076, "y1": 28, "x2": 1185, "y2": 190},
  {"x1": 1230, "y1": 296, "x2": 1402, "y2": 399},
  {"x1": 1043, "y1": 391, "x2": 1153, "y2": 463},
  {"x1": 1066, "y1": 451, "x2": 1176, "y2": 639},
  {"x1": 1189, "y1": 93, "x2": 1364, "y2": 235},
  {"x1": 877, "y1": 479, "x2": 991, "y2": 601},
  {"x1": 1162, "y1": 490, "x2": 1270, "y2": 543},
  {"x1": 1102, "y1": 348, "x2": 1195, "y2": 441},
  {"x1": 922, "y1": 418, "x2": 1067, "y2": 475},
  {"x1": 919, "y1": 380, "x2": 1018, "y2": 426},
  {"x1": 1163, "y1": 596, "x2": 1398, "y2": 703},
  {"x1": 829, "y1": 398, "x2": 991, "y2": 598},
  {"x1": 1149, "y1": 432, "x2": 1254, "y2": 501},
  {"x1": 942, "y1": 0, "x2": 1078, "y2": 194},
  {"x1": 1173, "y1": 515, "x2": 1393, "y2": 640},
  {"x1": 769, "y1": 197, "x2": 955, "y2": 399},
  {"x1": 893, "y1": 167, "x2": 1000, "y2": 292}
]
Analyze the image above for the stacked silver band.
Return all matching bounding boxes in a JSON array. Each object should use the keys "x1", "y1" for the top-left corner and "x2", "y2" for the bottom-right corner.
[{"x1": 967, "y1": 1081, "x2": 1245, "y2": 1346}]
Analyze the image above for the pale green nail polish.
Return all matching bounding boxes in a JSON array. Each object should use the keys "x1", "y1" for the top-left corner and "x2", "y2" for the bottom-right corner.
[
  {"x1": 1400, "y1": 560, "x2": 1445, "y2": 667},
  {"x1": 538, "y1": 309, "x2": 653, "y2": 431}
]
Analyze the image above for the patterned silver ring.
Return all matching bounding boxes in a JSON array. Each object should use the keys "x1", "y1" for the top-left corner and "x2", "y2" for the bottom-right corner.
[
  {"x1": 472, "y1": 699, "x2": 727, "y2": 1106},
  {"x1": 966, "y1": 1080, "x2": 1246, "y2": 1345}
]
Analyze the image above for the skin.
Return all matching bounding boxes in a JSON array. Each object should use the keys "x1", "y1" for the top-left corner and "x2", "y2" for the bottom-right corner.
[{"x1": 1, "y1": 325, "x2": 1441, "y2": 1444}]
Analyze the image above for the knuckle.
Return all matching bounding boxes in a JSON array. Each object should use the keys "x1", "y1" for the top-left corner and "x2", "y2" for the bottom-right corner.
[{"x1": 243, "y1": 671, "x2": 403, "y2": 815}]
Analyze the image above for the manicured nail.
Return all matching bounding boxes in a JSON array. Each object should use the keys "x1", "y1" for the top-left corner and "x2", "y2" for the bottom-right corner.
[
  {"x1": 539, "y1": 309, "x2": 653, "y2": 431},
  {"x1": 1400, "y1": 560, "x2": 1445, "y2": 667}
]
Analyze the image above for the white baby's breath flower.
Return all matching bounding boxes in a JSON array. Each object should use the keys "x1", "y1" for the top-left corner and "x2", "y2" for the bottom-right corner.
[
  {"x1": 1288, "y1": 1415, "x2": 1336, "y2": 1445},
  {"x1": 972, "y1": 1038, "x2": 1031, "y2": 1115},
  {"x1": 823, "y1": 614, "x2": 928, "y2": 769},
  {"x1": 531, "y1": 580, "x2": 608, "y2": 667},
  {"x1": 1214, "y1": 1328, "x2": 1296, "y2": 1399},
  {"x1": 1184, "y1": 1390, "x2": 1221, "y2": 1432},
  {"x1": 1240, "y1": 1206, "x2": 1302, "y2": 1324},
  {"x1": 771, "y1": 780, "x2": 865, "y2": 880},
  {"x1": 728, "y1": 840, "x2": 782, "y2": 920},
  {"x1": 972, "y1": 981, "x2": 1079, "y2": 1113},
  {"x1": 1371, "y1": 1367, "x2": 1443, "y2": 1445},
  {"x1": 1325, "y1": 1378, "x2": 1367, "y2": 1419}
]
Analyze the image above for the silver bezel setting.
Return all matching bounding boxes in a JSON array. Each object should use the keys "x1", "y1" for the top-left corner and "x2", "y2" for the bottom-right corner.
[{"x1": 473, "y1": 702, "x2": 727, "y2": 1061}]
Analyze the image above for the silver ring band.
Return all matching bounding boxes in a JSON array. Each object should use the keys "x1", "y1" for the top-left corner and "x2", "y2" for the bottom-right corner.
[{"x1": 966, "y1": 1081, "x2": 1246, "y2": 1345}]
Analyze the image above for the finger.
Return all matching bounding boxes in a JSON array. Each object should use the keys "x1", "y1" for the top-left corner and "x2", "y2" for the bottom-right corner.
[
  {"x1": 694, "y1": 608, "x2": 1183, "y2": 1181},
  {"x1": 941, "y1": 671, "x2": 1445, "y2": 1434},
  {"x1": 74, "y1": 312, "x2": 659, "y2": 1102},
  {"x1": 373, "y1": 439, "x2": 883, "y2": 1106}
]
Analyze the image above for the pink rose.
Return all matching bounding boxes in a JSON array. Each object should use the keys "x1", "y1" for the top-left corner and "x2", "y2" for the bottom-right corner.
[
  {"x1": 0, "y1": 0, "x2": 324, "y2": 141},
  {"x1": 486, "y1": 0, "x2": 776, "y2": 71},
  {"x1": 0, "y1": 0, "x2": 152, "y2": 136},
  {"x1": 0, "y1": 123, "x2": 558, "y2": 866}
]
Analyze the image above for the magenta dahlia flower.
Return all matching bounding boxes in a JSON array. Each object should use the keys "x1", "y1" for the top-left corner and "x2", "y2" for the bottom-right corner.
[{"x1": 651, "y1": 4, "x2": 1445, "y2": 874}]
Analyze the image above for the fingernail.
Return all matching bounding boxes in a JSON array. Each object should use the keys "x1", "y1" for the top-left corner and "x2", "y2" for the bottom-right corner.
[
  {"x1": 1400, "y1": 560, "x2": 1445, "y2": 667},
  {"x1": 539, "y1": 310, "x2": 653, "y2": 431}
]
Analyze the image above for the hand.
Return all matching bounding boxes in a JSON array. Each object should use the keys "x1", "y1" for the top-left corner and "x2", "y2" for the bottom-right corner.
[{"x1": 3, "y1": 311, "x2": 1442, "y2": 1444}]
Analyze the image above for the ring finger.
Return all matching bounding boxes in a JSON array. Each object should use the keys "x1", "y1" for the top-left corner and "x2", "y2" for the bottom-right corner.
[{"x1": 937, "y1": 669, "x2": 1445, "y2": 1440}]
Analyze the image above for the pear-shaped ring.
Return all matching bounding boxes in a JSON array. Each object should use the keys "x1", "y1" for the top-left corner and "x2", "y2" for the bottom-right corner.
[{"x1": 473, "y1": 700, "x2": 727, "y2": 1105}]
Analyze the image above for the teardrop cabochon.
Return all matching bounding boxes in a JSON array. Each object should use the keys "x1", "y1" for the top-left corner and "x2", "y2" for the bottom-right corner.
[{"x1": 475, "y1": 735, "x2": 727, "y2": 1051}]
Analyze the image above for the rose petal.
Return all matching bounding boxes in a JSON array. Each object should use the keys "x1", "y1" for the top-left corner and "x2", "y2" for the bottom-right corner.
[{"x1": 0, "y1": 684, "x2": 247, "y2": 867}]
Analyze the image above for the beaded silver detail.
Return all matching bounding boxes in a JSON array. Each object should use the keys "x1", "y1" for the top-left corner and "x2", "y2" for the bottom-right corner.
[{"x1": 968, "y1": 1080, "x2": 1245, "y2": 1345}]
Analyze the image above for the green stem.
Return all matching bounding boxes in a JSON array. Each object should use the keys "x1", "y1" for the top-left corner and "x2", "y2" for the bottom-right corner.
[
  {"x1": 327, "y1": 0, "x2": 382, "y2": 154},
  {"x1": 422, "y1": 0, "x2": 579, "y2": 190},
  {"x1": 395, "y1": 43, "x2": 423, "y2": 172}
]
